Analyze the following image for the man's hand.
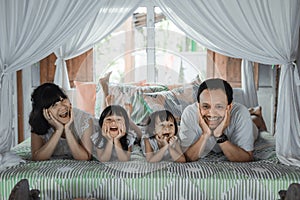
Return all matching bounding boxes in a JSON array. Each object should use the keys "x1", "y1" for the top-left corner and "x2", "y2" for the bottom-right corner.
[
  {"x1": 197, "y1": 103, "x2": 212, "y2": 136},
  {"x1": 213, "y1": 107, "x2": 231, "y2": 137}
]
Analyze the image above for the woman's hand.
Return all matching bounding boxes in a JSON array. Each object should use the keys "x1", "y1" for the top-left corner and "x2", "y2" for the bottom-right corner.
[
  {"x1": 65, "y1": 107, "x2": 74, "y2": 131},
  {"x1": 43, "y1": 108, "x2": 64, "y2": 132}
]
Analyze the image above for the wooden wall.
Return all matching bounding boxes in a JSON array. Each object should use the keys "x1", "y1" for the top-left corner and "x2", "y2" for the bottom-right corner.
[
  {"x1": 39, "y1": 49, "x2": 94, "y2": 87},
  {"x1": 206, "y1": 49, "x2": 258, "y2": 88}
]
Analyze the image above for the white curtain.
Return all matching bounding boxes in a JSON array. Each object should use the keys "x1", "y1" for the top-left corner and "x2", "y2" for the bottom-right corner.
[
  {"x1": 53, "y1": 0, "x2": 142, "y2": 89},
  {"x1": 241, "y1": 60, "x2": 258, "y2": 108},
  {"x1": 0, "y1": 0, "x2": 104, "y2": 153},
  {"x1": 155, "y1": 0, "x2": 300, "y2": 166}
]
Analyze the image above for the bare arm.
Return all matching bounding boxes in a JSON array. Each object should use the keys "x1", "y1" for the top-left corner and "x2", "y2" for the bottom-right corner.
[
  {"x1": 168, "y1": 136, "x2": 186, "y2": 162},
  {"x1": 95, "y1": 125, "x2": 114, "y2": 162},
  {"x1": 144, "y1": 138, "x2": 168, "y2": 162},
  {"x1": 31, "y1": 109, "x2": 64, "y2": 161},
  {"x1": 96, "y1": 140, "x2": 114, "y2": 162},
  {"x1": 212, "y1": 106, "x2": 253, "y2": 162},
  {"x1": 64, "y1": 109, "x2": 92, "y2": 160},
  {"x1": 65, "y1": 117, "x2": 92, "y2": 161},
  {"x1": 114, "y1": 140, "x2": 131, "y2": 162},
  {"x1": 31, "y1": 130, "x2": 62, "y2": 161},
  {"x1": 219, "y1": 141, "x2": 253, "y2": 162},
  {"x1": 184, "y1": 133, "x2": 211, "y2": 162},
  {"x1": 185, "y1": 103, "x2": 214, "y2": 161}
]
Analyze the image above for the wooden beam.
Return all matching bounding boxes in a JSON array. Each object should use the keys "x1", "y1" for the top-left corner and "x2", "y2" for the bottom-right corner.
[{"x1": 17, "y1": 70, "x2": 24, "y2": 143}]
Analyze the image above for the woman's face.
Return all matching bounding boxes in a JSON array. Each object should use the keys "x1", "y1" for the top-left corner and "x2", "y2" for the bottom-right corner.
[
  {"x1": 154, "y1": 117, "x2": 175, "y2": 142},
  {"x1": 48, "y1": 98, "x2": 71, "y2": 124},
  {"x1": 103, "y1": 114, "x2": 126, "y2": 138}
]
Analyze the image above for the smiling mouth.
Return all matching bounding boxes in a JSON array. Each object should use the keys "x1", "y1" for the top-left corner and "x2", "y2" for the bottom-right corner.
[
  {"x1": 204, "y1": 116, "x2": 223, "y2": 126},
  {"x1": 110, "y1": 127, "x2": 118, "y2": 131},
  {"x1": 162, "y1": 133, "x2": 170, "y2": 137},
  {"x1": 59, "y1": 110, "x2": 69, "y2": 118}
]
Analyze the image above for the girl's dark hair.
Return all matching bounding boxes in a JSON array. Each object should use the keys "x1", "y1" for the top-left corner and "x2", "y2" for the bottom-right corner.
[
  {"x1": 196, "y1": 78, "x2": 233, "y2": 104},
  {"x1": 29, "y1": 83, "x2": 68, "y2": 135},
  {"x1": 145, "y1": 110, "x2": 178, "y2": 138},
  {"x1": 99, "y1": 105, "x2": 130, "y2": 151}
]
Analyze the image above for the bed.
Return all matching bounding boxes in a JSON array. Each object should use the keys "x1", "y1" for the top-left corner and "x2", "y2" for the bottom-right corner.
[
  {"x1": 1, "y1": 131, "x2": 300, "y2": 200},
  {"x1": 2, "y1": 73, "x2": 299, "y2": 200}
]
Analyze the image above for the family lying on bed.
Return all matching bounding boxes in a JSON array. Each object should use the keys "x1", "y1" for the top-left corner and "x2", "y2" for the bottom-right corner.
[{"x1": 28, "y1": 78, "x2": 267, "y2": 163}]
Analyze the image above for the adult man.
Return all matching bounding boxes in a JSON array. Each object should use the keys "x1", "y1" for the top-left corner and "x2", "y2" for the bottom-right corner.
[{"x1": 179, "y1": 78, "x2": 258, "y2": 162}]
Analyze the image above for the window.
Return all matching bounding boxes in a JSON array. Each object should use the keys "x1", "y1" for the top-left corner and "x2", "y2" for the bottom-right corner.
[{"x1": 93, "y1": 6, "x2": 206, "y2": 84}]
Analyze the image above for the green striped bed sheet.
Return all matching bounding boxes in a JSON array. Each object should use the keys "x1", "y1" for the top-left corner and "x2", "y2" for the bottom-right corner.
[{"x1": 1, "y1": 131, "x2": 300, "y2": 200}]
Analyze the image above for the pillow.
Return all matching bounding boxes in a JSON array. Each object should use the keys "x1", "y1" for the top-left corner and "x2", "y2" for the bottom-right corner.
[
  {"x1": 74, "y1": 81, "x2": 97, "y2": 116},
  {"x1": 142, "y1": 75, "x2": 202, "y2": 125},
  {"x1": 142, "y1": 90, "x2": 182, "y2": 124},
  {"x1": 94, "y1": 72, "x2": 169, "y2": 123},
  {"x1": 108, "y1": 83, "x2": 168, "y2": 124}
]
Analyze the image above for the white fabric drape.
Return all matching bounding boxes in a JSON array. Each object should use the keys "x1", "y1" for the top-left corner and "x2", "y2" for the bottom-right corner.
[
  {"x1": 276, "y1": 64, "x2": 300, "y2": 165},
  {"x1": 155, "y1": 0, "x2": 300, "y2": 166},
  {"x1": 53, "y1": 0, "x2": 142, "y2": 89},
  {"x1": 0, "y1": 0, "x2": 104, "y2": 153},
  {"x1": 241, "y1": 60, "x2": 258, "y2": 108}
]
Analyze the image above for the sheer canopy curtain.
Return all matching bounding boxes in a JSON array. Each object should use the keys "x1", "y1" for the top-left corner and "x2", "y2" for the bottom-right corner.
[
  {"x1": 0, "y1": 0, "x2": 103, "y2": 153},
  {"x1": 155, "y1": 0, "x2": 300, "y2": 166},
  {"x1": 241, "y1": 60, "x2": 258, "y2": 108},
  {"x1": 54, "y1": 0, "x2": 142, "y2": 90}
]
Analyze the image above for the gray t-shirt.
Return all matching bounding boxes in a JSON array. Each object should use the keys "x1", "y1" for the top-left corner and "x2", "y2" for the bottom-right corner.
[{"x1": 179, "y1": 102, "x2": 257, "y2": 158}]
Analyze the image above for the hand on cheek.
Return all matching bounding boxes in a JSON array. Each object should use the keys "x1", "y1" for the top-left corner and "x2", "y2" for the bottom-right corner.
[
  {"x1": 197, "y1": 103, "x2": 211, "y2": 136},
  {"x1": 213, "y1": 107, "x2": 231, "y2": 137},
  {"x1": 65, "y1": 107, "x2": 74, "y2": 129},
  {"x1": 46, "y1": 109, "x2": 63, "y2": 131}
]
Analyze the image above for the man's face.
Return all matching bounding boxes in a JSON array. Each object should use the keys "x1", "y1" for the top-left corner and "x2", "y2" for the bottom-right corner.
[{"x1": 199, "y1": 89, "x2": 230, "y2": 130}]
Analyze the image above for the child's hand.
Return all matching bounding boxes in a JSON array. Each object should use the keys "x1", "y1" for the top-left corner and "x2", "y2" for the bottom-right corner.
[
  {"x1": 155, "y1": 135, "x2": 168, "y2": 147},
  {"x1": 168, "y1": 136, "x2": 178, "y2": 148},
  {"x1": 102, "y1": 124, "x2": 113, "y2": 141},
  {"x1": 115, "y1": 123, "x2": 126, "y2": 140}
]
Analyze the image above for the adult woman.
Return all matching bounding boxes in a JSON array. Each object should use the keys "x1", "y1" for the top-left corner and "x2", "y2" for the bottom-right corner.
[{"x1": 29, "y1": 83, "x2": 94, "y2": 161}]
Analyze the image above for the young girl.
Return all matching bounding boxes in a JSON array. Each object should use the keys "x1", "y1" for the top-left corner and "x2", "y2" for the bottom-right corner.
[
  {"x1": 91, "y1": 105, "x2": 135, "y2": 162},
  {"x1": 29, "y1": 83, "x2": 94, "y2": 161},
  {"x1": 141, "y1": 110, "x2": 186, "y2": 163}
]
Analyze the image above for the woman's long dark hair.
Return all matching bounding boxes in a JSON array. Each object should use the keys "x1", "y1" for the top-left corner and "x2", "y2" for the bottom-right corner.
[
  {"x1": 29, "y1": 83, "x2": 68, "y2": 135},
  {"x1": 99, "y1": 105, "x2": 130, "y2": 151},
  {"x1": 145, "y1": 110, "x2": 178, "y2": 138}
]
